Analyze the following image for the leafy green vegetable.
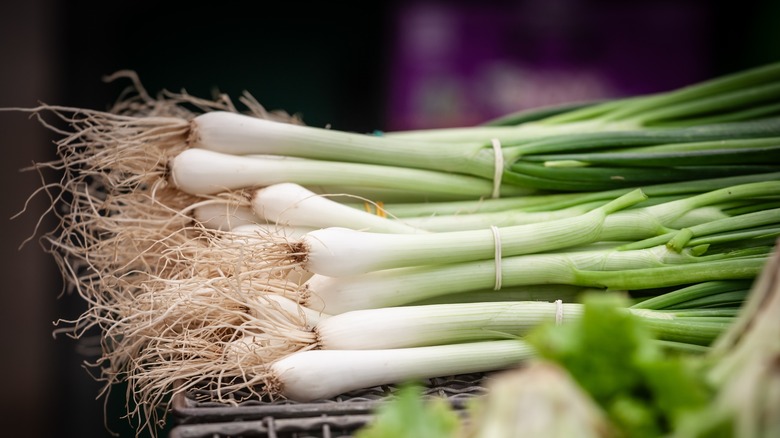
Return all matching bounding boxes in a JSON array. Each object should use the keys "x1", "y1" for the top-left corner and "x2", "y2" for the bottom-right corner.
[
  {"x1": 355, "y1": 384, "x2": 461, "y2": 438},
  {"x1": 527, "y1": 293, "x2": 713, "y2": 437}
]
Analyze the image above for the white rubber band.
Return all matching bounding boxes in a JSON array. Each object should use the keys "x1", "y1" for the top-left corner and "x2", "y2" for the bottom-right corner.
[
  {"x1": 555, "y1": 299, "x2": 564, "y2": 325},
  {"x1": 491, "y1": 138, "x2": 503, "y2": 199},
  {"x1": 490, "y1": 225, "x2": 502, "y2": 290}
]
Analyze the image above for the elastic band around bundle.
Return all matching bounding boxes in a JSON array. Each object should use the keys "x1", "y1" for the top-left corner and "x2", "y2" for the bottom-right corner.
[
  {"x1": 555, "y1": 299, "x2": 564, "y2": 325},
  {"x1": 491, "y1": 138, "x2": 503, "y2": 199},
  {"x1": 490, "y1": 225, "x2": 502, "y2": 290}
]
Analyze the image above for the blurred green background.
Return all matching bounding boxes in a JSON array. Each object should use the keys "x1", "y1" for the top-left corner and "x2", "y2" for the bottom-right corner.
[{"x1": 1, "y1": 1, "x2": 779, "y2": 436}]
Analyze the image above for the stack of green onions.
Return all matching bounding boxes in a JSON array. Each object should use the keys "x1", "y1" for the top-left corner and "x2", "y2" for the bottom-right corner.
[{"x1": 24, "y1": 62, "x2": 780, "y2": 435}]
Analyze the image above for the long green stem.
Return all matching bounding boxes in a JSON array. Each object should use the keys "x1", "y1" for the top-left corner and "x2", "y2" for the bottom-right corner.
[
  {"x1": 480, "y1": 100, "x2": 608, "y2": 126},
  {"x1": 194, "y1": 111, "x2": 489, "y2": 175},
  {"x1": 523, "y1": 138, "x2": 780, "y2": 167},
  {"x1": 361, "y1": 172, "x2": 780, "y2": 218},
  {"x1": 316, "y1": 301, "x2": 583, "y2": 349},
  {"x1": 404, "y1": 285, "x2": 593, "y2": 306},
  {"x1": 670, "y1": 221, "x2": 780, "y2": 252},
  {"x1": 508, "y1": 162, "x2": 775, "y2": 192},
  {"x1": 631, "y1": 281, "x2": 751, "y2": 310},
  {"x1": 313, "y1": 302, "x2": 727, "y2": 350},
  {"x1": 657, "y1": 308, "x2": 740, "y2": 318},
  {"x1": 686, "y1": 227, "x2": 780, "y2": 250},
  {"x1": 302, "y1": 245, "x2": 764, "y2": 313},
  {"x1": 636, "y1": 317, "x2": 731, "y2": 346},
  {"x1": 596, "y1": 182, "x2": 780, "y2": 242},
  {"x1": 504, "y1": 118, "x2": 780, "y2": 156},
  {"x1": 575, "y1": 257, "x2": 766, "y2": 290},
  {"x1": 666, "y1": 291, "x2": 749, "y2": 310},
  {"x1": 592, "y1": 62, "x2": 780, "y2": 123},
  {"x1": 620, "y1": 207, "x2": 780, "y2": 251},
  {"x1": 170, "y1": 148, "x2": 530, "y2": 198},
  {"x1": 300, "y1": 189, "x2": 646, "y2": 276},
  {"x1": 397, "y1": 202, "x2": 602, "y2": 232},
  {"x1": 644, "y1": 101, "x2": 780, "y2": 127},
  {"x1": 635, "y1": 81, "x2": 780, "y2": 125}
]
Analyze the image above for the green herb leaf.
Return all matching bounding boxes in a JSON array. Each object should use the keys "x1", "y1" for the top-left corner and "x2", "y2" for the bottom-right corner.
[
  {"x1": 355, "y1": 384, "x2": 461, "y2": 438},
  {"x1": 528, "y1": 292, "x2": 712, "y2": 436}
]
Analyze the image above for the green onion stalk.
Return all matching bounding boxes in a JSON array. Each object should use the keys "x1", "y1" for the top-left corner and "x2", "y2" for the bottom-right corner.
[{"x1": 293, "y1": 243, "x2": 768, "y2": 314}]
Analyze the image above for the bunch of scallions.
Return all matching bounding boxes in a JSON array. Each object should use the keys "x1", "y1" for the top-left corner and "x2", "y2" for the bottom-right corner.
[{"x1": 18, "y1": 63, "x2": 780, "y2": 436}]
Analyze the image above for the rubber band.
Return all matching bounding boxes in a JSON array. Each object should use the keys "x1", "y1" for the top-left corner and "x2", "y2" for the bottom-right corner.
[
  {"x1": 555, "y1": 299, "x2": 564, "y2": 325},
  {"x1": 491, "y1": 138, "x2": 503, "y2": 199},
  {"x1": 490, "y1": 225, "x2": 502, "y2": 290}
]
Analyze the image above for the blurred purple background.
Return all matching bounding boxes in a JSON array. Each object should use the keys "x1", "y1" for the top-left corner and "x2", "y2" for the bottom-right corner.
[
  {"x1": 387, "y1": 1, "x2": 712, "y2": 129},
  {"x1": 1, "y1": 1, "x2": 778, "y2": 436}
]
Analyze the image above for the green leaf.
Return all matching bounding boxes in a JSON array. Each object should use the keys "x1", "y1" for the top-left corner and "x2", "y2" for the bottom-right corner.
[
  {"x1": 529, "y1": 293, "x2": 657, "y2": 404},
  {"x1": 355, "y1": 384, "x2": 461, "y2": 438},
  {"x1": 639, "y1": 357, "x2": 711, "y2": 430},
  {"x1": 527, "y1": 292, "x2": 712, "y2": 437}
]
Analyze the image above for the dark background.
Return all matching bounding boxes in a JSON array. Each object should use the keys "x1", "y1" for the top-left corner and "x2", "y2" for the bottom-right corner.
[{"x1": 1, "y1": 1, "x2": 779, "y2": 436}]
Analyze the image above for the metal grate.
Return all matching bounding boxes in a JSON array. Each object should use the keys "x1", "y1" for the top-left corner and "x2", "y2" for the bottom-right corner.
[{"x1": 169, "y1": 373, "x2": 489, "y2": 438}]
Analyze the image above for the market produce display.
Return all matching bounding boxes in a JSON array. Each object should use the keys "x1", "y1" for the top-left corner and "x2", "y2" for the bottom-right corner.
[{"x1": 20, "y1": 63, "x2": 780, "y2": 436}]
